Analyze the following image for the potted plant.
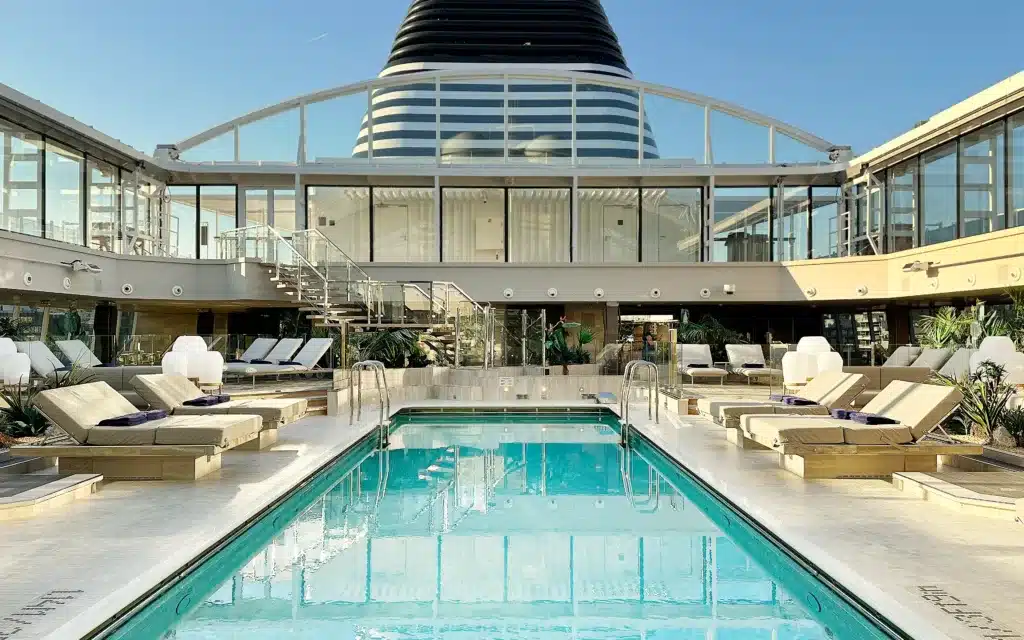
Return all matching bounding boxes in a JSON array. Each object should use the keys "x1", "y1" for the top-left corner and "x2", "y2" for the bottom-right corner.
[
  {"x1": 0, "y1": 383, "x2": 49, "y2": 447},
  {"x1": 545, "y1": 318, "x2": 595, "y2": 375},
  {"x1": 935, "y1": 360, "x2": 1015, "y2": 445}
]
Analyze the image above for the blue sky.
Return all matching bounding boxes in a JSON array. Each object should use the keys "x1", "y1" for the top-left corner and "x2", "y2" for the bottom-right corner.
[{"x1": 1, "y1": 0, "x2": 1021, "y2": 156}]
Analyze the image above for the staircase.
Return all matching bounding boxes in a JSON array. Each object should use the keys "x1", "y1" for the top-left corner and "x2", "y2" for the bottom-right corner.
[{"x1": 217, "y1": 225, "x2": 490, "y2": 340}]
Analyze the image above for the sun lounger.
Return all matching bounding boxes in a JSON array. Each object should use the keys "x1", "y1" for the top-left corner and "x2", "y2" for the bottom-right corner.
[
  {"x1": 677, "y1": 344, "x2": 728, "y2": 384},
  {"x1": 725, "y1": 344, "x2": 782, "y2": 383},
  {"x1": 21, "y1": 340, "x2": 161, "y2": 406},
  {"x1": 937, "y1": 348, "x2": 975, "y2": 379},
  {"x1": 131, "y1": 374, "x2": 307, "y2": 450},
  {"x1": 12, "y1": 381, "x2": 262, "y2": 480},
  {"x1": 229, "y1": 338, "x2": 334, "y2": 376},
  {"x1": 227, "y1": 338, "x2": 279, "y2": 364},
  {"x1": 882, "y1": 346, "x2": 922, "y2": 367},
  {"x1": 697, "y1": 370, "x2": 868, "y2": 428},
  {"x1": 728, "y1": 380, "x2": 981, "y2": 478},
  {"x1": 224, "y1": 338, "x2": 303, "y2": 373},
  {"x1": 841, "y1": 365, "x2": 932, "y2": 407},
  {"x1": 911, "y1": 347, "x2": 953, "y2": 371}
]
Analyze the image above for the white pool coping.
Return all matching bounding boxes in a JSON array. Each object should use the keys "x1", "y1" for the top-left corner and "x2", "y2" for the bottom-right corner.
[{"x1": 632, "y1": 408, "x2": 1024, "y2": 640}]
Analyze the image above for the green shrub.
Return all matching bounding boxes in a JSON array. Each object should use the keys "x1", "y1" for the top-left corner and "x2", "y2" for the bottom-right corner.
[
  {"x1": 1000, "y1": 406, "x2": 1024, "y2": 444},
  {"x1": 0, "y1": 384, "x2": 48, "y2": 439},
  {"x1": 935, "y1": 360, "x2": 1015, "y2": 443}
]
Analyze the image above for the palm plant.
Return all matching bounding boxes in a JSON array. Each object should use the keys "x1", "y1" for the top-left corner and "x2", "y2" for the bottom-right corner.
[
  {"x1": 0, "y1": 383, "x2": 48, "y2": 440},
  {"x1": 678, "y1": 314, "x2": 745, "y2": 361},
  {"x1": 0, "y1": 317, "x2": 31, "y2": 340},
  {"x1": 935, "y1": 360, "x2": 1015, "y2": 444},
  {"x1": 350, "y1": 328, "x2": 443, "y2": 368},
  {"x1": 47, "y1": 364, "x2": 96, "y2": 389},
  {"x1": 545, "y1": 319, "x2": 594, "y2": 373},
  {"x1": 915, "y1": 306, "x2": 974, "y2": 348}
]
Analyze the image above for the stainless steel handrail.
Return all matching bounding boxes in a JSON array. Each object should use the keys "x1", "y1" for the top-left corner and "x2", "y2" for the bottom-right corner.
[
  {"x1": 350, "y1": 360, "x2": 391, "y2": 447},
  {"x1": 620, "y1": 447, "x2": 661, "y2": 513},
  {"x1": 619, "y1": 360, "x2": 660, "y2": 445}
]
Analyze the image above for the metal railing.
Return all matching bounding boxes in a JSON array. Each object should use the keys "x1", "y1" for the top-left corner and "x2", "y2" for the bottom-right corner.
[
  {"x1": 620, "y1": 448, "x2": 660, "y2": 513},
  {"x1": 619, "y1": 360, "x2": 660, "y2": 446},
  {"x1": 350, "y1": 360, "x2": 391, "y2": 448}
]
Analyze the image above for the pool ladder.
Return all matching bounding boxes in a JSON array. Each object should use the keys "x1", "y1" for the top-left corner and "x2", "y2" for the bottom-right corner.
[
  {"x1": 619, "y1": 360, "x2": 660, "y2": 446},
  {"x1": 350, "y1": 360, "x2": 391, "y2": 448}
]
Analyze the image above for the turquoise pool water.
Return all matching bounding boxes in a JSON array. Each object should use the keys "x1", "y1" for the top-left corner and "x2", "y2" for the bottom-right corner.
[{"x1": 108, "y1": 411, "x2": 897, "y2": 639}]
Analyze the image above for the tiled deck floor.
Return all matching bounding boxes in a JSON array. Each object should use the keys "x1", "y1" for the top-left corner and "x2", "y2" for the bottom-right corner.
[
  {"x1": 636, "y1": 409, "x2": 1024, "y2": 640},
  {"x1": 1, "y1": 395, "x2": 1022, "y2": 640}
]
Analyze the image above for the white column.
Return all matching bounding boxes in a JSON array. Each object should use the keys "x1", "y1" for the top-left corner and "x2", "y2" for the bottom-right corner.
[
  {"x1": 705, "y1": 176, "x2": 715, "y2": 262},
  {"x1": 366, "y1": 83, "x2": 374, "y2": 161},
  {"x1": 571, "y1": 175, "x2": 579, "y2": 262},
  {"x1": 704, "y1": 104, "x2": 712, "y2": 165},
  {"x1": 298, "y1": 102, "x2": 307, "y2": 164},
  {"x1": 769, "y1": 124, "x2": 775, "y2": 164},
  {"x1": 434, "y1": 175, "x2": 442, "y2": 262},
  {"x1": 638, "y1": 88, "x2": 645, "y2": 162}
]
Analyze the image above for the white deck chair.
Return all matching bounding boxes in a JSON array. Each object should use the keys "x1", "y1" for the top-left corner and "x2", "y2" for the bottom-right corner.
[
  {"x1": 227, "y1": 338, "x2": 279, "y2": 364},
  {"x1": 224, "y1": 338, "x2": 303, "y2": 372},
  {"x1": 882, "y1": 346, "x2": 922, "y2": 367},
  {"x1": 937, "y1": 348, "x2": 975, "y2": 379},
  {"x1": 240, "y1": 338, "x2": 335, "y2": 374},
  {"x1": 725, "y1": 344, "x2": 782, "y2": 383},
  {"x1": 677, "y1": 344, "x2": 728, "y2": 384},
  {"x1": 54, "y1": 339, "x2": 103, "y2": 368},
  {"x1": 16, "y1": 341, "x2": 69, "y2": 376},
  {"x1": 910, "y1": 347, "x2": 953, "y2": 371}
]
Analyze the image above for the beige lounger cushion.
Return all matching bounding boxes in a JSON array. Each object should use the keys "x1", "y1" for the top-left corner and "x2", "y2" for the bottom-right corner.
[
  {"x1": 685, "y1": 367, "x2": 728, "y2": 378},
  {"x1": 34, "y1": 382, "x2": 139, "y2": 444},
  {"x1": 799, "y1": 371, "x2": 867, "y2": 407},
  {"x1": 734, "y1": 366, "x2": 782, "y2": 377},
  {"x1": 131, "y1": 374, "x2": 205, "y2": 411},
  {"x1": 152, "y1": 415, "x2": 262, "y2": 447},
  {"x1": 858, "y1": 380, "x2": 962, "y2": 440},
  {"x1": 741, "y1": 415, "x2": 846, "y2": 447},
  {"x1": 86, "y1": 424, "x2": 160, "y2": 446},
  {"x1": 841, "y1": 422, "x2": 914, "y2": 445},
  {"x1": 172, "y1": 398, "x2": 308, "y2": 427},
  {"x1": 697, "y1": 398, "x2": 764, "y2": 417}
]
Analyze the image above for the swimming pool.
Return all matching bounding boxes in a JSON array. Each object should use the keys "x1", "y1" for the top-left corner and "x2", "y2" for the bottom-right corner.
[{"x1": 103, "y1": 410, "x2": 901, "y2": 639}]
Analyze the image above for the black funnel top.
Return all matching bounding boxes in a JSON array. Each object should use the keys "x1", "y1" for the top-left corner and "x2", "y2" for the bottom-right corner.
[{"x1": 385, "y1": 0, "x2": 630, "y2": 73}]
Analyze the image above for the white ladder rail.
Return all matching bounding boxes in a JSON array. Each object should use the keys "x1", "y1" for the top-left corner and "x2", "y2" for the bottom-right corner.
[{"x1": 619, "y1": 360, "x2": 660, "y2": 446}]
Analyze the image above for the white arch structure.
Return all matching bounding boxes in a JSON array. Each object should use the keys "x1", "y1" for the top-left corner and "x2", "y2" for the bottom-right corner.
[{"x1": 165, "y1": 69, "x2": 848, "y2": 169}]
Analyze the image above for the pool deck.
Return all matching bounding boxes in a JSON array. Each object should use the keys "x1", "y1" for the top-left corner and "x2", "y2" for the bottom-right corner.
[{"x1": 0, "y1": 396, "x2": 1021, "y2": 640}]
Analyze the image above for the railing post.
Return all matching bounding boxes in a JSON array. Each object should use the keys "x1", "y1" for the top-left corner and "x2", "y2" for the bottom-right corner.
[
  {"x1": 454, "y1": 307, "x2": 462, "y2": 368},
  {"x1": 521, "y1": 309, "x2": 527, "y2": 369},
  {"x1": 540, "y1": 309, "x2": 547, "y2": 369}
]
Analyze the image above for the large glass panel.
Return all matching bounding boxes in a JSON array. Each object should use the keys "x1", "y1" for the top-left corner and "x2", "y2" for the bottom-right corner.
[
  {"x1": 87, "y1": 159, "x2": 119, "y2": 252},
  {"x1": 642, "y1": 94, "x2": 702, "y2": 164},
  {"x1": 440, "y1": 79, "x2": 505, "y2": 164},
  {"x1": 920, "y1": 142, "x2": 957, "y2": 245},
  {"x1": 578, "y1": 188, "x2": 639, "y2": 263},
  {"x1": 198, "y1": 186, "x2": 236, "y2": 259},
  {"x1": 775, "y1": 187, "x2": 809, "y2": 261},
  {"x1": 179, "y1": 132, "x2": 234, "y2": 163},
  {"x1": 360, "y1": 81, "x2": 440, "y2": 162},
  {"x1": 711, "y1": 187, "x2": 770, "y2": 262},
  {"x1": 238, "y1": 108, "x2": 300, "y2": 163},
  {"x1": 1011, "y1": 113, "x2": 1024, "y2": 227},
  {"x1": 0, "y1": 118, "x2": 43, "y2": 237},
  {"x1": 308, "y1": 186, "x2": 370, "y2": 261},
  {"x1": 887, "y1": 159, "x2": 918, "y2": 252},
  {"x1": 44, "y1": 141, "x2": 84, "y2": 244},
  {"x1": 273, "y1": 189, "x2": 296, "y2": 236},
  {"x1": 508, "y1": 188, "x2": 570, "y2": 263},
  {"x1": 574, "y1": 83, "x2": 642, "y2": 164},
  {"x1": 507, "y1": 78, "x2": 572, "y2": 165},
  {"x1": 244, "y1": 188, "x2": 269, "y2": 227},
  {"x1": 773, "y1": 132, "x2": 830, "y2": 164},
  {"x1": 641, "y1": 187, "x2": 701, "y2": 262},
  {"x1": 309, "y1": 92, "x2": 374, "y2": 162},
  {"x1": 443, "y1": 188, "x2": 505, "y2": 262},
  {"x1": 167, "y1": 186, "x2": 197, "y2": 259},
  {"x1": 373, "y1": 187, "x2": 437, "y2": 262},
  {"x1": 960, "y1": 122, "x2": 1005, "y2": 238},
  {"x1": 135, "y1": 180, "x2": 160, "y2": 255},
  {"x1": 810, "y1": 186, "x2": 841, "y2": 258},
  {"x1": 710, "y1": 111, "x2": 768, "y2": 164}
]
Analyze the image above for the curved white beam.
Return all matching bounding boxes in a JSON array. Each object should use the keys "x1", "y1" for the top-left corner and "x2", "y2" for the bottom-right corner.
[{"x1": 171, "y1": 69, "x2": 839, "y2": 155}]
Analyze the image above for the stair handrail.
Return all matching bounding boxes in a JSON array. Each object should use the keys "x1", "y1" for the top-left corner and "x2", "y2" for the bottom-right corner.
[
  {"x1": 290, "y1": 228, "x2": 373, "y2": 282},
  {"x1": 619, "y1": 360, "x2": 660, "y2": 445},
  {"x1": 434, "y1": 281, "x2": 486, "y2": 313}
]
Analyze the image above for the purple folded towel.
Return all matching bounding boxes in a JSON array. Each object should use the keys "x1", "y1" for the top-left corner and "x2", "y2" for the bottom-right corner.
[
  {"x1": 849, "y1": 412, "x2": 898, "y2": 425},
  {"x1": 215, "y1": 394, "x2": 231, "y2": 403},
  {"x1": 830, "y1": 408, "x2": 853, "y2": 420},
  {"x1": 97, "y1": 362, "x2": 119, "y2": 367},
  {"x1": 98, "y1": 412, "x2": 149, "y2": 427},
  {"x1": 783, "y1": 397, "x2": 817, "y2": 406},
  {"x1": 228, "y1": 358, "x2": 245, "y2": 363},
  {"x1": 184, "y1": 395, "x2": 221, "y2": 407},
  {"x1": 145, "y1": 409, "x2": 168, "y2": 421},
  {"x1": 250, "y1": 359, "x2": 272, "y2": 365},
  {"x1": 769, "y1": 394, "x2": 791, "y2": 402},
  {"x1": 742, "y1": 363, "x2": 764, "y2": 368},
  {"x1": 278, "y1": 360, "x2": 303, "y2": 366}
]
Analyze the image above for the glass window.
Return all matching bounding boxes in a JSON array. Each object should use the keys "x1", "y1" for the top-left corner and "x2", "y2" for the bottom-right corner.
[
  {"x1": 578, "y1": 188, "x2": 639, "y2": 263},
  {"x1": 960, "y1": 122, "x2": 1005, "y2": 238},
  {"x1": 44, "y1": 141, "x2": 83, "y2": 245},
  {"x1": 508, "y1": 188, "x2": 570, "y2": 263},
  {"x1": 307, "y1": 186, "x2": 370, "y2": 261},
  {"x1": 1007, "y1": 113, "x2": 1023, "y2": 227},
  {"x1": 244, "y1": 188, "x2": 268, "y2": 227},
  {"x1": 135, "y1": 180, "x2": 160, "y2": 255},
  {"x1": 373, "y1": 187, "x2": 437, "y2": 262},
  {"x1": 641, "y1": 187, "x2": 701, "y2": 262},
  {"x1": 887, "y1": 159, "x2": 918, "y2": 252},
  {"x1": 167, "y1": 186, "x2": 197, "y2": 259},
  {"x1": 198, "y1": 186, "x2": 236, "y2": 259},
  {"x1": 0, "y1": 119, "x2": 43, "y2": 237},
  {"x1": 442, "y1": 188, "x2": 504, "y2": 262},
  {"x1": 87, "y1": 158, "x2": 119, "y2": 252},
  {"x1": 273, "y1": 189, "x2": 296, "y2": 235},
  {"x1": 711, "y1": 187, "x2": 770, "y2": 262},
  {"x1": 920, "y1": 142, "x2": 957, "y2": 245},
  {"x1": 810, "y1": 186, "x2": 841, "y2": 258},
  {"x1": 775, "y1": 187, "x2": 809, "y2": 261}
]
